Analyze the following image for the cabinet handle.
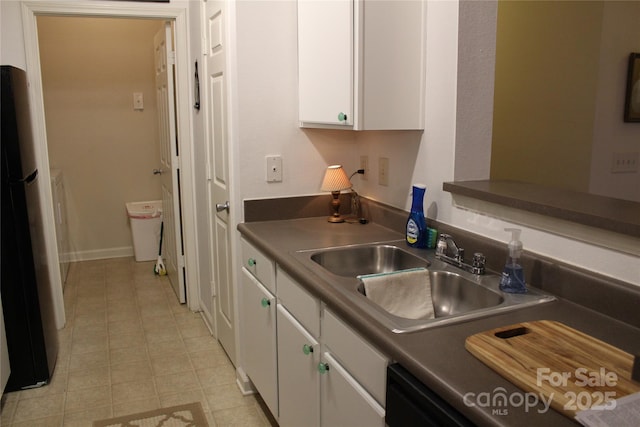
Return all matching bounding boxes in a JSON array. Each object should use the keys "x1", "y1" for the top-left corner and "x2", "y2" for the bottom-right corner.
[
  {"x1": 260, "y1": 297, "x2": 271, "y2": 308},
  {"x1": 338, "y1": 112, "x2": 347, "y2": 121},
  {"x1": 318, "y1": 362, "x2": 329, "y2": 374},
  {"x1": 302, "y1": 344, "x2": 314, "y2": 355},
  {"x1": 248, "y1": 258, "x2": 256, "y2": 267}
]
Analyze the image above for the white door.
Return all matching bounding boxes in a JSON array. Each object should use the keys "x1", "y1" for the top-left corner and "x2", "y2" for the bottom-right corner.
[
  {"x1": 204, "y1": 0, "x2": 235, "y2": 362},
  {"x1": 154, "y1": 21, "x2": 186, "y2": 303}
]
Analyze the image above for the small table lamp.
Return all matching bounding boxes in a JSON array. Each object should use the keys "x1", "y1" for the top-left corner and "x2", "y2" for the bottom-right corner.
[{"x1": 320, "y1": 165, "x2": 352, "y2": 223}]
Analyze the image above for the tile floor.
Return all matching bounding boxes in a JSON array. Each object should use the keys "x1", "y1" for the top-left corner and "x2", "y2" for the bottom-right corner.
[{"x1": 0, "y1": 257, "x2": 274, "y2": 426}]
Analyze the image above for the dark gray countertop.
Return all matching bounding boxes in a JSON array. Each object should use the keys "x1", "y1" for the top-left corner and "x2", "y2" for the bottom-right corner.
[{"x1": 238, "y1": 217, "x2": 640, "y2": 427}]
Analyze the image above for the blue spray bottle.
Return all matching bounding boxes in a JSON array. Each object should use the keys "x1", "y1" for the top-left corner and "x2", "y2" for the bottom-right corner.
[
  {"x1": 499, "y1": 228, "x2": 527, "y2": 293},
  {"x1": 406, "y1": 184, "x2": 427, "y2": 248}
]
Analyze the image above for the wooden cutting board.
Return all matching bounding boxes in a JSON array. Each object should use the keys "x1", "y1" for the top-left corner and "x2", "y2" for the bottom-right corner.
[{"x1": 465, "y1": 320, "x2": 640, "y2": 418}]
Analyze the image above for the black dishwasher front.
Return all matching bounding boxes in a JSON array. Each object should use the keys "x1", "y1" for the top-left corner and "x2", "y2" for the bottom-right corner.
[{"x1": 386, "y1": 363, "x2": 476, "y2": 427}]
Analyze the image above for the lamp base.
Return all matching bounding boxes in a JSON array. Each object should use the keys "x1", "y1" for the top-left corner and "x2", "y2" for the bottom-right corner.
[
  {"x1": 327, "y1": 215, "x2": 345, "y2": 223},
  {"x1": 326, "y1": 190, "x2": 345, "y2": 223}
]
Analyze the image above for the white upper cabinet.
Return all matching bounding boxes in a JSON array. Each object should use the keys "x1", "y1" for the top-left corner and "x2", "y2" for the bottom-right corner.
[
  {"x1": 297, "y1": 0, "x2": 425, "y2": 130},
  {"x1": 298, "y1": 0, "x2": 353, "y2": 127}
]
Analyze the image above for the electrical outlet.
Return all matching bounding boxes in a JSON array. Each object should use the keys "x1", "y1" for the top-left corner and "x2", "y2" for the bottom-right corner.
[
  {"x1": 378, "y1": 157, "x2": 389, "y2": 186},
  {"x1": 611, "y1": 152, "x2": 638, "y2": 173},
  {"x1": 360, "y1": 155, "x2": 368, "y2": 181}
]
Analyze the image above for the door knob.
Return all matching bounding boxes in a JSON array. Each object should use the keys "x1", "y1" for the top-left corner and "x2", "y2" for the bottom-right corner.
[
  {"x1": 216, "y1": 201, "x2": 230, "y2": 212},
  {"x1": 153, "y1": 168, "x2": 164, "y2": 175}
]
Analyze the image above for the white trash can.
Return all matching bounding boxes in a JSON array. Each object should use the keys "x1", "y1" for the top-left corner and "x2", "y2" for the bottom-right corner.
[{"x1": 126, "y1": 200, "x2": 162, "y2": 262}]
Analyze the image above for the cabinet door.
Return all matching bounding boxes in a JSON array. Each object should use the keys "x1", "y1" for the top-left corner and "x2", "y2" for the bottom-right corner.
[
  {"x1": 298, "y1": 0, "x2": 353, "y2": 126},
  {"x1": 240, "y1": 268, "x2": 278, "y2": 418},
  {"x1": 277, "y1": 305, "x2": 320, "y2": 427},
  {"x1": 323, "y1": 309, "x2": 388, "y2": 405},
  {"x1": 320, "y1": 352, "x2": 385, "y2": 427}
]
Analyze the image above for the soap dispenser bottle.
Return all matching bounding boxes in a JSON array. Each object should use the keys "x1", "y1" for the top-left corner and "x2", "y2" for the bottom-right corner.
[
  {"x1": 406, "y1": 184, "x2": 427, "y2": 248},
  {"x1": 499, "y1": 228, "x2": 527, "y2": 293}
]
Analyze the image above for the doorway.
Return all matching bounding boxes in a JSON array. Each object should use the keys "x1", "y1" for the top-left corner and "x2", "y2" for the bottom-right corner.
[
  {"x1": 36, "y1": 15, "x2": 190, "y2": 302},
  {"x1": 21, "y1": 1, "x2": 201, "y2": 328},
  {"x1": 37, "y1": 16, "x2": 166, "y2": 263}
]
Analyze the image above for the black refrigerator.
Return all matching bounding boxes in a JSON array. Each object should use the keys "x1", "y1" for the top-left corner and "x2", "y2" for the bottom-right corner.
[{"x1": 1, "y1": 65, "x2": 59, "y2": 392}]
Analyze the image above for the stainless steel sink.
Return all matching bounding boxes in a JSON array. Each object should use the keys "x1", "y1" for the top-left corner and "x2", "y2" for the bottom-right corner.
[
  {"x1": 294, "y1": 241, "x2": 555, "y2": 333},
  {"x1": 310, "y1": 244, "x2": 428, "y2": 277},
  {"x1": 357, "y1": 270, "x2": 504, "y2": 319}
]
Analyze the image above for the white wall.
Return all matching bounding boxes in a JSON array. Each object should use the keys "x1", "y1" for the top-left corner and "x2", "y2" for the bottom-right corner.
[
  {"x1": 234, "y1": 0, "x2": 358, "y2": 205},
  {"x1": 0, "y1": 1, "x2": 27, "y2": 68}
]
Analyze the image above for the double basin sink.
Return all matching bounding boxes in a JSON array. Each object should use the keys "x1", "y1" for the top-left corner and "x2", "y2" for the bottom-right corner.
[{"x1": 293, "y1": 241, "x2": 555, "y2": 333}]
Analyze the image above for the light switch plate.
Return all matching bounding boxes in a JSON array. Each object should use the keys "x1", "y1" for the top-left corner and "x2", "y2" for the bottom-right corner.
[
  {"x1": 611, "y1": 152, "x2": 638, "y2": 173},
  {"x1": 266, "y1": 155, "x2": 283, "y2": 182}
]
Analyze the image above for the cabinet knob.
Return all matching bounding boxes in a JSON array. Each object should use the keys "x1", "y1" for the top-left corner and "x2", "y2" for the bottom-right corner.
[
  {"x1": 337, "y1": 112, "x2": 347, "y2": 121},
  {"x1": 318, "y1": 362, "x2": 329, "y2": 374},
  {"x1": 248, "y1": 258, "x2": 256, "y2": 267},
  {"x1": 302, "y1": 344, "x2": 314, "y2": 355},
  {"x1": 260, "y1": 297, "x2": 271, "y2": 308}
]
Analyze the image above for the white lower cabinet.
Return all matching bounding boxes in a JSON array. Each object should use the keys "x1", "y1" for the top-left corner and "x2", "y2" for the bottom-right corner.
[
  {"x1": 240, "y1": 267, "x2": 278, "y2": 418},
  {"x1": 277, "y1": 305, "x2": 320, "y2": 427},
  {"x1": 320, "y1": 351, "x2": 386, "y2": 427},
  {"x1": 240, "y1": 242, "x2": 389, "y2": 426}
]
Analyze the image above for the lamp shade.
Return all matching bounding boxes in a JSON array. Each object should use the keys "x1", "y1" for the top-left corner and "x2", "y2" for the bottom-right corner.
[{"x1": 321, "y1": 165, "x2": 352, "y2": 192}]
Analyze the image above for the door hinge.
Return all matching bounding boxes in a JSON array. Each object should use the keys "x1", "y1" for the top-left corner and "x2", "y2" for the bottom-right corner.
[
  {"x1": 211, "y1": 281, "x2": 217, "y2": 297},
  {"x1": 169, "y1": 50, "x2": 176, "y2": 65}
]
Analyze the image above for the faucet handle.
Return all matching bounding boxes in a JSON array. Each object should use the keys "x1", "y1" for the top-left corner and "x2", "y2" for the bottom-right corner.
[
  {"x1": 436, "y1": 234, "x2": 449, "y2": 255},
  {"x1": 471, "y1": 252, "x2": 487, "y2": 274},
  {"x1": 472, "y1": 252, "x2": 486, "y2": 272}
]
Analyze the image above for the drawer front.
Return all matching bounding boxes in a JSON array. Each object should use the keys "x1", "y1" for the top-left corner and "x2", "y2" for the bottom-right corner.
[
  {"x1": 277, "y1": 266, "x2": 321, "y2": 337},
  {"x1": 322, "y1": 309, "x2": 389, "y2": 406},
  {"x1": 241, "y1": 238, "x2": 276, "y2": 293}
]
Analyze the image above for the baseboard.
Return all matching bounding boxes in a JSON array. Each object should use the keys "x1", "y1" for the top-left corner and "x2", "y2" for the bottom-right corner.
[
  {"x1": 235, "y1": 367, "x2": 256, "y2": 396},
  {"x1": 199, "y1": 309, "x2": 215, "y2": 337},
  {"x1": 67, "y1": 246, "x2": 134, "y2": 262}
]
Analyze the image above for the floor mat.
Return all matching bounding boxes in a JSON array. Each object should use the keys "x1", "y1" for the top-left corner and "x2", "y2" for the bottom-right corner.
[{"x1": 93, "y1": 402, "x2": 208, "y2": 427}]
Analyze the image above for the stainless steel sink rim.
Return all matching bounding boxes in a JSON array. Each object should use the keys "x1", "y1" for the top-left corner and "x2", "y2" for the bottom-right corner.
[
  {"x1": 293, "y1": 240, "x2": 556, "y2": 334},
  {"x1": 309, "y1": 243, "x2": 430, "y2": 277}
]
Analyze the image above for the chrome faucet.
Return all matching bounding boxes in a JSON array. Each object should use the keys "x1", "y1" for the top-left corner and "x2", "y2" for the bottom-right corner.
[{"x1": 435, "y1": 233, "x2": 486, "y2": 275}]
